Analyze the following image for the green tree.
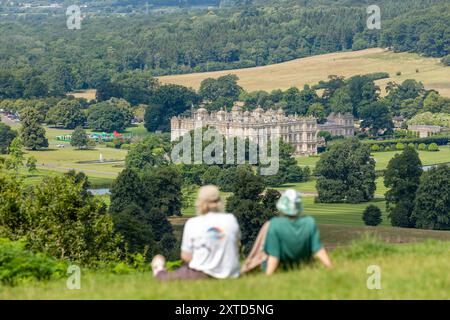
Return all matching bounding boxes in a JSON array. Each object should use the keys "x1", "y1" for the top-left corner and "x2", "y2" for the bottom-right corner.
[
  {"x1": 26, "y1": 156, "x2": 37, "y2": 174},
  {"x1": 412, "y1": 165, "x2": 450, "y2": 230},
  {"x1": 0, "y1": 123, "x2": 17, "y2": 154},
  {"x1": 5, "y1": 137, "x2": 24, "y2": 173},
  {"x1": 142, "y1": 166, "x2": 183, "y2": 217},
  {"x1": 384, "y1": 147, "x2": 423, "y2": 228},
  {"x1": 125, "y1": 134, "x2": 169, "y2": 170},
  {"x1": 144, "y1": 84, "x2": 200, "y2": 132},
  {"x1": 307, "y1": 103, "x2": 326, "y2": 123},
  {"x1": 329, "y1": 87, "x2": 353, "y2": 114},
  {"x1": 47, "y1": 99, "x2": 86, "y2": 129},
  {"x1": 199, "y1": 74, "x2": 242, "y2": 102},
  {"x1": 316, "y1": 138, "x2": 376, "y2": 203},
  {"x1": 0, "y1": 172, "x2": 121, "y2": 265},
  {"x1": 225, "y1": 166, "x2": 274, "y2": 253},
  {"x1": 359, "y1": 101, "x2": 394, "y2": 136},
  {"x1": 20, "y1": 107, "x2": 48, "y2": 150},
  {"x1": 87, "y1": 99, "x2": 131, "y2": 132},
  {"x1": 362, "y1": 205, "x2": 382, "y2": 226},
  {"x1": 70, "y1": 126, "x2": 89, "y2": 149},
  {"x1": 201, "y1": 165, "x2": 222, "y2": 186},
  {"x1": 110, "y1": 168, "x2": 145, "y2": 214},
  {"x1": 442, "y1": 54, "x2": 450, "y2": 66},
  {"x1": 112, "y1": 203, "x2": 155, "y2": 254}
]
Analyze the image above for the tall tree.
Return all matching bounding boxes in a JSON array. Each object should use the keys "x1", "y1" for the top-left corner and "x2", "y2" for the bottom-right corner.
[
  {"x1": 70, "y1": 126, "x2": 89, "y2": 149},
  {"x1": 359, "y1": 101, "x2": 394, "y2": 136},
  {"x1": 225, "y1": 166, "x2": 277, "y2": 253},
  {"x1": 329, "y1": 87, "x2": 353, "y2": 114},
  {"x1": 20, "y1": 107, "x2": 48, "y2": 150},
  {"x1": 110, "y1": 168, "x2": 145, "y2": 214},
  {"x1": 316, "y1": 138, "x2": 376, "y2": 203},
  {"x1": 144, "y1": 84, "x2": 199, "y2": 132},
  {"x1": 0, "y1": 123, "x2": 17, "y2": 154},
  {"x1": 87, "y1": 99, "x2": 131, "y2": 132},
  {"x1": 384, "y1": 147, "x2": 423, "y2": 228},
  {"x1": 412, "y1": 165, "x2": 450, "y2": 230},
  {"x1": 5, "y1": 137, "x2": 24, "y2": 173},
  {"x1": 141, "y1": 166, "x2": 183, "y2": 217},
  {"x1": 47, "y1": 99, "x2": 86, "y2": 129}
]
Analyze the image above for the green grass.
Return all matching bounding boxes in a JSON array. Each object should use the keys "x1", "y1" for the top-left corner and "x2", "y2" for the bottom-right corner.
[
  {"x1": 125, "y1": 124, "x2": 152, "y2": 138},
  {"x1": 1, "y1": 239, "x2": 448, "y2": 299},
  {"x1": 296, "y1": 146, "x2": 450, "y2": 171},
  {"x1": 371, "y1": 147, "x2": 450, "y2": 170},
  {"x1": 302, "y1": 197, "x2": 388, "y2": 226}
]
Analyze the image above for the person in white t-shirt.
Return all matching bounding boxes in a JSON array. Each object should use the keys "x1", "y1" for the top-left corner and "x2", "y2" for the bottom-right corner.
[{"x1": 151, "y1": 185, "x2": 241, "y2": 280}]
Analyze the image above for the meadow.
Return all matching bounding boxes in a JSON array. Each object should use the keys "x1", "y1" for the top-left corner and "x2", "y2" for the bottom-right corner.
[
  {"x1": 1, "y1": 239, "x2": 448, "y2": 299},
  {"x1": 159, "y1": 48, "x2": 450, "y2": 97},
  {"x1": 296, "y1": 146, "x2": 450, "y2": 171}
]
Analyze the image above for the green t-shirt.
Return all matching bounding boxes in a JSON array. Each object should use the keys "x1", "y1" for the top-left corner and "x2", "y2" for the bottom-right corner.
[{"x1": 263, "y1": 215, "x2": 322, "y2": 269}]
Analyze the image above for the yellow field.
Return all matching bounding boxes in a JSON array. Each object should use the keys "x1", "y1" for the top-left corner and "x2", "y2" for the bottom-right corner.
[
  {"x1": 159, "y1": 48, "x2": 450, "y2": 97},
  {"x1": 67, "y1": 89, "x2": 97, "y2": 101}
]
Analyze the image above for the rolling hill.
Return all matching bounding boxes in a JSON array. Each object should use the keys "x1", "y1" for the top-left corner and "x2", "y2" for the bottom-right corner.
[{"x1": 159, "y1": 48, "x2": 450, "y2": 97}]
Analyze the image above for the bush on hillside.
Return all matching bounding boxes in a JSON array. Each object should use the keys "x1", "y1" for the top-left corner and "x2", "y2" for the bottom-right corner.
[
  {"x1": 395, "y1": 143, "x2": 405, "y2": 150},
  {"x1": 442, "y1": 54, "x2": 450, "y2": 66},
  {"x1": 364, "y1": 136, "x2": 449, "y2": 149},
  {"x1": 427, "y1": 143, "x2": 439, "y2": 151},
  {"x1": 0, "y1": 238, "x2": 66, "y2": 286},
  {"x1": 362, "y1": 205, "x2": 382, "y2": 226}
]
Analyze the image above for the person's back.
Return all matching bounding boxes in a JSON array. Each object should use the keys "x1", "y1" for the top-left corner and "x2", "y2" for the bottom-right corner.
[
  {"x1": 265, "y1": 215, "x2": 321, "y2": 269},
  {"x1": 182, "y1": 212, "x2": 240, "y2": 278},
  {"x1": 263, "y1": 189, "x2": 332, "y2": 275},
  {"x1": 151, "y1": 185, "x2": 241, "y2": 281}
]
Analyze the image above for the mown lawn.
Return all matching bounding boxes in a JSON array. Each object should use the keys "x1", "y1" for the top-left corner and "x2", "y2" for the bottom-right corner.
[
  {"x1": 297, "y1": 146, "x2": 450, "y2": 171},
  {"x1": 276, "y1": 177, "x2": 388, "y2": 197},
  {"x1": 1, "y1": 240, "x2": 448, "y2": 299}
]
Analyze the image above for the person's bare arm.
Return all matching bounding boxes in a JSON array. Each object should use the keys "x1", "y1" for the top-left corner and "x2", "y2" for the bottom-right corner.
[
  {"x1": 181, "y1": 251, "x2": 192, "y2": 263},
  {"x1": 265, "y1": 256, "x2": 279, "y2": 276},
  {"x1": 314, "y1": 248, "x2": 332, "y2": 268}
]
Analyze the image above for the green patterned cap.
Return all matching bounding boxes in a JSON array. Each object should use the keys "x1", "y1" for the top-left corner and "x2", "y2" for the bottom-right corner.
[{"x1": 276, "y1": 189, "x2": 303, "y2": 216}]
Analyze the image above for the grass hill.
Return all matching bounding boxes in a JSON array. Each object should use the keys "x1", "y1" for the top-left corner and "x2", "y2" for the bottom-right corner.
[
  {"x1": 1, "y1": 238, "x2": 448, "y2": 299},
  {"x1": 159, "y1": 48, "x2": 450, "y2": 97}
]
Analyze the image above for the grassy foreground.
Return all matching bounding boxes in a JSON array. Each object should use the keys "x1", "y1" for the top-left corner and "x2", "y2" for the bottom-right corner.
[{"x1": 1, "y1": 239, "x2": 448, "y2": 299}]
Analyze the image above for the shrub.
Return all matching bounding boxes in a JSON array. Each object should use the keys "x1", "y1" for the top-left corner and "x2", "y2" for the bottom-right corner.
[
  {"x1": 442, "y1": 54, "x2": 450, "y2": 66},
  {"x1": 364, "y1": 135, "x2": 450, "y2": 149},
  {"x1": 0, "y1": 173, "x2": 121, "y2": 265},
  {"x1": 407, "y1": 143, "x2": 415, "y2": 149},
  {"x1": 0, "y1": 238, "x2": 66, "y2": 286},
  {"x1": 121, "y1": 143, "x2": 130, "y2": 150},
  {"x1": 427, "y1": 143, "x2": 439, "y2": 152},
  {"x1": 418, "y1": 143, "x2": 427, "y2": 150},
  {"x1": 105, "y1": 142, "x2": 115, "y2": 148},
  {"x1": 396, "y1": 71, "x2": 402, "y2": 76},
  {"x1": 395, "y1": 143, "x2": 405, "y2": 150},
  {"x1": 362, "y1": 205, "x2": 382, "y2": 226},
  {"x1": 370, "y1": 145, "x2": 380, "y2": 152}
]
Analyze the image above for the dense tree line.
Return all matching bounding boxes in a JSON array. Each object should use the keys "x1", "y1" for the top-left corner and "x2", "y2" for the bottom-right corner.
[{"x1": 0, "y1": 0, "x2": 448, "y2": 99}]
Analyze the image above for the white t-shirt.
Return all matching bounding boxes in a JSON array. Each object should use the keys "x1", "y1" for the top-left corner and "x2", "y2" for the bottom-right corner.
[{"x1": 181, "y1": 212, "x2": 241, "y2": 279}]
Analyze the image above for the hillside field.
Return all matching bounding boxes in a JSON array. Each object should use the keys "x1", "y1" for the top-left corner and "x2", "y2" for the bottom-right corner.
[
  {"x1": 1, "y1": 239, "x2": 448, "y2": 299},
  {"x1": 159, "y1": 48, "x2": 450, "y2": 97}
]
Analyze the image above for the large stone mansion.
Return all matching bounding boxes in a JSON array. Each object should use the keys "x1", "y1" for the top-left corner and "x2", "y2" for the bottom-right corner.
[{"x1": 170, "y1": 103, "x2": 354, "y2": 156}]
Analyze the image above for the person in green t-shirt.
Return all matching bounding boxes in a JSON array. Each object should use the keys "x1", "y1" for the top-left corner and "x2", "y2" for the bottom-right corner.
[{"x1": 263, "y1": 189, "x2": 332, "y2": 275}]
